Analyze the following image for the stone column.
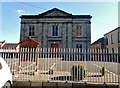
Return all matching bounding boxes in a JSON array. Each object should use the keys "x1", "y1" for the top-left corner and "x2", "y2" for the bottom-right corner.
[
  {"x1": 43, "y1": 23, "x2": 47, "y2": 47},
  {"x1": 86, "y1": 21, "x2": 91, "y2": 49},
  {"x1": 62, "y1": 23, "x2": 67, "y2": 48},
  {"x1": 20, "y1": 22, "x2": 26, "y2": 41},
  {"x1": 67, "y1": 23, "x2": 72, "y2": 48},
  {"x1": 38, "y1": 23, "x2": 42, "y2": 44}
]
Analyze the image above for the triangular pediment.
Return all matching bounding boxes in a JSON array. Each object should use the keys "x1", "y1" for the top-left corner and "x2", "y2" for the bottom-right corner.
[{"x1": 39, "y1": 8, "x2": 72, "y2": 17}]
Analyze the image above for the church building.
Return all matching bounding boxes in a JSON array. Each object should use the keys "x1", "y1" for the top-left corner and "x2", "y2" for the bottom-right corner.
[{"x1": 20, "y1": 8, "x2": 92, "y2": 48}]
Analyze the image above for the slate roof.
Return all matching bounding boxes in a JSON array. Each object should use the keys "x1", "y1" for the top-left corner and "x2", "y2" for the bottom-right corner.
[
  {"x1": 91, "y1": 37, "x2": 104, "y2": 45},
  {"x1": 2, "y1": 43, "x2": 18, "y2": 49}
]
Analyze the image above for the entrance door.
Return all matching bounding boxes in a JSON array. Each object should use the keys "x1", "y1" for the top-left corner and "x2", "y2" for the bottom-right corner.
[
  {"x1": 51, "y1": 44, "x2": 58, "y2": 58},
  {"x1": 51, "y1": 44, "x2": 58, "y2": 49}
]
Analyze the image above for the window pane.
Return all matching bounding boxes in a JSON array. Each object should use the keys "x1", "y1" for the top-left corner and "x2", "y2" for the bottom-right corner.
[
  {"x1": 32, "y1": 26, "x2": 34, "y2": 36},
  {"x1": 111, "y1": 34, "x2": 114, "y2": 44},
  {"x1": 29, "y1": 26, "x2": 34, "y2": 36},
  {"x1": 29, "y1": 26, "x2": 32, "y2": 36},
  {"x1": 55, "y1": 26, "x2": 58, "y2": 36},
  {"x1": 52, "y1": 26, "x2": 55, "y2": 36},
  {"x1": 118, "y1": 32, "x2": 120, "y2": 42},
  {"x1": 105, "y1": 37, "x2": 108, "y2": 45},
  {"x1": 76, "y1": 25, "x2": 82, "y2": 37},
  {"x1": 52, "y1": 25, "x2": 58, "y2": 36}
]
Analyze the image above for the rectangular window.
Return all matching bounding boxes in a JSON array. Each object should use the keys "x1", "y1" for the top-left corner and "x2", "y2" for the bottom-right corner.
[
  {"x1": 105, "y1": 37, "x2": 108, "y2": 45},
  {"x1": 76, "y1": 25, "x2": 83, "y2": 37},
  {"x1": 111, "y1": 34, "x2": 114, "y2": 44},
  {"x1": 76, "y1": 44, "x2": 82, "y2": 52},
  {"x1": 29, "y1": 26, "x2": 34, "y2": 36},
  {"x1": 52, "y1": 25, "x2": 58, "y2": 36},
  {"x1": 118, "y1": 32, "x2": 120, "y2": 42}
]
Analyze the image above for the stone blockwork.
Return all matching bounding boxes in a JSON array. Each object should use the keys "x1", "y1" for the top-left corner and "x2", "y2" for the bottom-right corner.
[{"x1": 20, "y1": 8, "x2": 92, "y2": 48}]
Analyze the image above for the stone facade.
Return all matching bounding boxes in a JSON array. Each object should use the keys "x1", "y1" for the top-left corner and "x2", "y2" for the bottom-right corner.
[
  {"x1": 20, "y1": 8, "x2": 92, "y2": 48},
  {"x1": 104, "y1": 27, "x2": 120, "y2": 50}
]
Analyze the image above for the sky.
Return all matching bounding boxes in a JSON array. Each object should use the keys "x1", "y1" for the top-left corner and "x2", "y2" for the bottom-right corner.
[{"x1": 0, "y1": 1, "x2": 119, "y2": 43}]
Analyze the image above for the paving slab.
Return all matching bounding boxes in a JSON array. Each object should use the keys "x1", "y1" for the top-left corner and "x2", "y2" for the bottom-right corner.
[
  {"x1": 57, "y1": 82, "x2": 72, "y2": 88},
  {"x1": 12, "y1": 81, "x2": 119, "y2": 88}
]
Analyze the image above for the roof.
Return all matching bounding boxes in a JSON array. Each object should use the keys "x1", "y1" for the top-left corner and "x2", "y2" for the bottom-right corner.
[
  {"x1": 0, "y1": 40, "x2": 5, "y2": 43},
  {"x1": 0, "y1": 40, "x2": 5, "y2": 48},
  {"x1": 39, "y1": 8, "x2": 72, "y2": 16},
  {"x1": 18, "y1": 37, "x2": 40, "y2": 48},
  {"x1": 104, "y1": 27, "x2": 120, "y2": 35},
  {"x1": 2, "y1": 43, "x2": 18, "y2": 49},
  {"x1": 0, "y1": 40, "x2": 5, "y2": 45},
  {"x1": 20, "y1": 8, "x2": 92, "y2": 19},
  {"x1": 91, "y1": 37, "x2": 104, "y2": 45}
]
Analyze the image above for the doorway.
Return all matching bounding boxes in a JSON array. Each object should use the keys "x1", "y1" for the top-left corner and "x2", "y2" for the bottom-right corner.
[{"x1": 51, "y1": 44, "x2": 58, "y2": 58}]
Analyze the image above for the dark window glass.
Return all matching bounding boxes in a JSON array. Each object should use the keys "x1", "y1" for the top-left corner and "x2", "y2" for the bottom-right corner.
[
  {"x1": 76, "y1": 44, "x2": 82, "y2": 48},
  {"x1": 111, "y1": 34, "x2": 114, "y2": 44},
  {"x1": 52, "y1": 25, "x2": 58, "y2": 36},
  {"x1": 118, "y1": 32, "x2": 120, "y2": 42},
  {"x1": 29, "y1": 26, "x2": 34, "y2": 36},
  {"x1": 105, "y1": 37, "x2": 108, "y2": 45}
]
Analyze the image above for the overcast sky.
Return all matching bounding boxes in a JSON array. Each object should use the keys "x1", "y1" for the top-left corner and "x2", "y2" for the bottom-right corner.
[{"x1": 1, "y1": 1, "x2": 119, "y2": 43}]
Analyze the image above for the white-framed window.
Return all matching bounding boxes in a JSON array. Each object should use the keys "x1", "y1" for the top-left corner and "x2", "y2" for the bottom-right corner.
[
  {"x1": 76, "y1": 25, "x2": 83, "y2": 37},
  {"x1": 52, "y1": 25, "x2": 58, "y2": 36}
]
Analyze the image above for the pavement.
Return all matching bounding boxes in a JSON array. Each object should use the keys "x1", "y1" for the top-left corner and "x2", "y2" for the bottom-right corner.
[{"x1": 12, "y1": 81, "x2": 119, "y2": 88}]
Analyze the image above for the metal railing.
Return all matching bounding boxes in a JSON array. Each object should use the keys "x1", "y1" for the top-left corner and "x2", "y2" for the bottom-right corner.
[{"x1": 0, "y1": 48, "x2": 119, "y2": 83}]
